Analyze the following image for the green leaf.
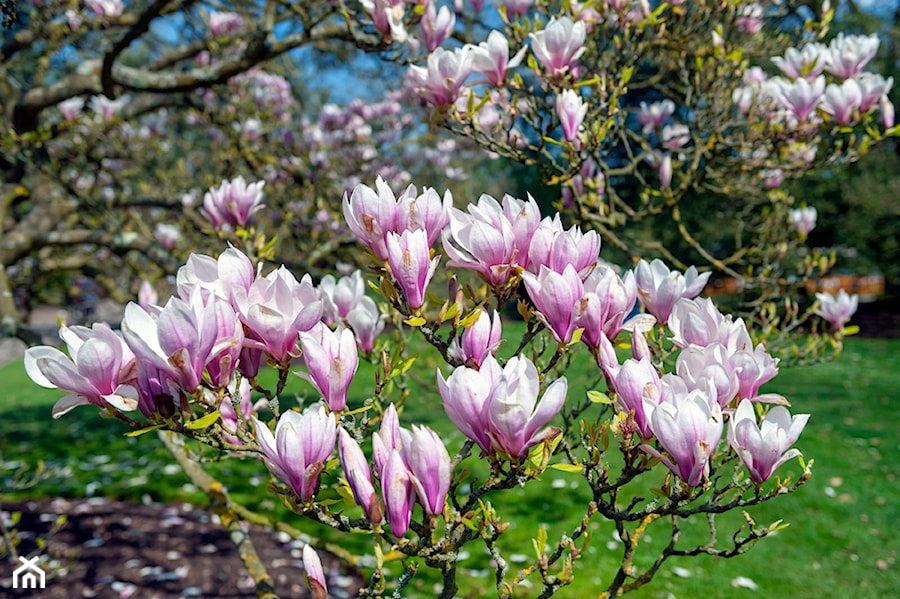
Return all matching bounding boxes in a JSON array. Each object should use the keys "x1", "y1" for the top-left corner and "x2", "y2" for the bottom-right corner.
[
  {"x1": 587, "y1": 390, "x2": 613, "y2": 404},
  {"x1": 842, "y1": 325, "x2": 860, "y2": 336},
  {"x1": 404, "y1": 316, "x2": 426, "y2": 327},
  {"x1": 549, "y1": 463, "x2": 583, "y2": 473},
  {"x1": 185, "y1": 410, "x2": 221, "y2": 430},
  {"x1": 125, "y1": 424, "x2": 165, "y2": 437}
]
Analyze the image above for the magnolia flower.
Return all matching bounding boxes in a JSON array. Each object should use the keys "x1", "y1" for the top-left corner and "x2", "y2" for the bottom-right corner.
[
  {"x1": 556, "y1": 89, "x2": 588, "y2": 142},
  {"x1": 338, "y1": 429, "x2": 382, "y2": 522},
  {"x1": 824, "y1": 33, "x2": 880, "y2": 80},
  {"x1": 776, "y1": 76, "x2": 825, "y2": 122},
  {"x1": 472, "y1": 30, "x2": 527, "y2": 87},
  {"x1": 386, "y1": 229, "x2": 440, "y2": 310},
  {"x1": 85, "y1": 0, "x2": 123, "y2": 19},
  {"x1": 522, "y1": 264, "x2": 584, "y2": 344},
  {"x1": 637, "y1": 100, "x2": 675, "y2": 133},
  {"x1": 575, "y1": 264, "x2": 637, "y2": 349},
  {"x1": 343, "y1": 177, "x2": 399, "y2": 260},
  {"x1": 526, "y1": 214, "x2": 600, "y2": 278},
  {"x1": 730, "y1": 344, "x2": 780, "y2": 402},
  {"x1": 438, "y1": 355, "x2": 567, "y2": 459},
  {"x1": 668, "y1": 297, "x2": 751, "y2": 352},
  {"x1": 642, "y1": 380, "x2": 723, "y2": 486},
  {"x1": 208, "y1": 11, "x2": 244, "y2": 36},
  {"x1": 234, "y1": 267, "x2": 323, "y2": 363},
  {"x1": 58, "y1": 97, "x2": 85, "y2": 120},
  {"x1": 408, "y1": 46, "x2": 474, "y2": 107},
  {"x1": 676, "y1": 343, "x2": 741, "y2": 408},
  {"x1": 25, "y1": 323, "x2": 138, "y2": 418},
  {"x1": 728, "y1": 400, "x2": 809, "y2": 483},
  {"x1": 396, "y1": 186, "x2": 452, "y2": 248},
  {"x1": 788, "y1": 206, "x2": 817, "y2": 236},
  {"x1": 202, "y1": 176, "x2": 266, "y2": 229},
  {"x1": 772, "y1": 44, "x2": 826, "y2": 81},
  {"x1": 529, "y1": 17, "x2": 586, "y2": 80},
  {"x1": 448, "y1": 308, "x2": 503, "y2": 368},
  {"x1": 421, "y1": 3, "x2": 455, "y2": 51},
  {"x1": 346, "y1": 296, "x2": 385, "y2": 353},
  {"x1": 360, "y1": 0, "x2": 408, "y2": 42},
  {"x1": 815, "y1": 289, "x2": 859, "y2": 330},
  {"x1": 302, "y1": 544, "x2": 328, "y2": 599},
  {"x1": 252, "y1": 405, "x2": 336, "y2": 501},
  {"x1": 298, "y1": 324, "x2": 359, "y2": 413},
  {"x1": 318, "y1": 270, "x2": 366, "y2": 325},
  {"x1": 442, "y1": 193, "x2": 541, "y2": 286},
  {"x1": 821, "y1": 79, "x2": 862, "y2": 126},
  {"x1": 634, "y1": 259, "x2": 711, "y2": 324},
  {"x1": 612, "y1": 357, "x2": 661, "y2": 439},
  {"x1": 154, "y1": 223, "x2": 181, "y2": 250},
  {"x1": 855, "y1": 73, "x2": 893, "y2": 112}
]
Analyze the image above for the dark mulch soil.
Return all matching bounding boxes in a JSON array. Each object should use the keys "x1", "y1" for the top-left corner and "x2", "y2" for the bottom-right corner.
[{"x1": 2, "y1": 497, "x2": 364, "y2": 598}]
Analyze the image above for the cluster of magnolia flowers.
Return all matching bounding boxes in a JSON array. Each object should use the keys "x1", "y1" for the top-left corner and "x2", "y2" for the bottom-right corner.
[
  {"x1": 26, "y1": 177, "x2": 829, "y2": 514},
  {"x1": 733, "y1": 33, "x2": 894, "y2": 138}
]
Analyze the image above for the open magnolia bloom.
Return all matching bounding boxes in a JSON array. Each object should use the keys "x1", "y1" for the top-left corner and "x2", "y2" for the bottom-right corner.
[{"x1": 728, "y1": 399, "x2": 810, "y2": 484}]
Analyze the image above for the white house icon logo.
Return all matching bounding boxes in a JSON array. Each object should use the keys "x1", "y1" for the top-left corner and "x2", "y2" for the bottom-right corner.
[{"x1": 12, "y1": 555, "x2": 46, "y2": 589}]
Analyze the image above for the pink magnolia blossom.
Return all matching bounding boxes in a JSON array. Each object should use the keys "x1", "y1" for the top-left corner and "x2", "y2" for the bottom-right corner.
[
  {"x1": 730, "y1": 344, "x2": 780, "y2": 402},
  {"x1": 421, "y1": 3, "x2": 456, "y2": 51},
  {"x1": 343, "y1": 177, "x2": 400, "y2": 260},
  {"x1": 529, "y1": 17, "x2": 586, "y2": 80},
  {"x1": 298, "y1": 324, "x2": 359, "y2": 413},
  {"x1": 815, "y1": 289, "x2": 859, "y2": 330},
  {"x1": 25, "y1": 323, "x2": 138, "y2": 418},
  {"x1": 636, "y1": 100, "x2": 675, "y2": 133},
  {"x1": 441, "y1": 193, "x2": 540, "y2": 286},
  {"x1": 121, "y1": 290, "x2": 242, "y2": 394},
  {"x1": 234, "y1": 267, "x2": 323, "y2": 363},
  {"x1": 381, "y1": 450, "x2": 415, "y2": 537},
  {"x1": 776, "y1": 75, "x2": 825, "y2": 122},
  {"x1": 138, "y1": 280, "x2": 159, "y2": 310},
  {"x1": 202, "y1": 176, "x2": 266, "y2": 229},
  {"x1": 497, "y1": 0, "x2": 533, "y2": 18},
  {"x1": 821, "y1": 79, "x2": 862, "y2": 126},
  {"x1": 318, "y1": 270, "x2": 366, "y2": 325},
  {"x1": 338, "y1": 429, "x2": 382, "y2": 523},
  {"x1": 302, "y1": 545, "x2": 328, "y2": 599},
  {"x1": 855, "y1": 73, "x2": 893, "y2": 112},
  {"x1": 788, "y1": 206, "x2": 817, "y2": 236},
  {"x1": 575, "y1": 264, "x2": 637, "y2": 349},
  {"x1": 526, "y1": 214, "x2": 600, "y2": 278},
  {"x1": 634, "y1": 259, "x2": 711, "y2": 324},
  {"x1": 438, "y1": 355, "x2": 566, "y2": 458},
  {"x1": 396, "y1": 186, "x2": 452, "y2": 248},
  {"x1": 882, "y1": 95, "x2": 895, "y2": 128},
  {"x1": 556, "y1": 89, "x2": 588, "y2": 142},
  {"x1": 219, "y1": 378, "x2": 256, "y2": 446},
  {"x1": 658, "y1": 154, "x2": 673, "y2": 189},
  {"x1": 522, "y1": 264, "x2": 584, "y2": 344},
  {"x1": 736, "y1": 3, "x2": 763, "y2": 36},
  {"x1": 402, "y1": 425, "x2": 451, "y2": 516},
  {"x1": 176, "y1": 247, "x2": 255, "y2": 309},
  {"x1": 676, "y1": 343, "x2": 740, "y2": 409},
  {"x1": 448, "y1": 308, "x2": 503, "y2": 367},
  {"x1": 823, "y1": 33, "x2": 879, "y2": 80},
  {"x1": 154, "y1": 223, "x2": 181, "y2": 250},
  {"x1": 668, "y1": 297, "x2": 751, "y2": 352},
  {"x1": 58, "y1": 97, "x2": 85, "y2": 120},
  {"x1": 642, "y1": 380, "x2": 723, "y2": 486},
  {"x1": 772, "y1": 43, "x2": 826, "y2": 80},
  {"x1": 408, "y1": 46, "x2": 474, "y2": 107},
  {"x1": 472, "y1": 30, "x2": 527, "y2": 87},
  {"x1": 208, "y1": 11, "x2": 244, "y2": 37},
  {"x1": 612, "y1": 357, "x2": 661, "y2": 439},
  {"x1": 360, "y1": 0, "x2": 408, "y2": 42},
  {"x1": 661, "y1": 123, "x2": 690, "y2": 150},
  {"x1": 251, "y1": 405, "x2": 336, "y2": 502},
  {"x1": 84, "y1": 0, "x2": 123, "y2": 19},
  {"x1": 346, "y1": 296, "x2": 385, "y2": 353},
  {"x1": 728, "y1": 400, "x2": 809, "y2": 484},
  {"x1": 386, "y1": 229, "x2": 440, "y2": 310}
]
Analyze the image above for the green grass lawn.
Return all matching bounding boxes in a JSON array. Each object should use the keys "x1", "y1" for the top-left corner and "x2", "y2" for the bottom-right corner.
[{"x1": 1, "y1": 337, "x2": 897, "y2": 598}]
